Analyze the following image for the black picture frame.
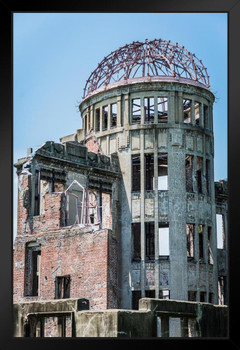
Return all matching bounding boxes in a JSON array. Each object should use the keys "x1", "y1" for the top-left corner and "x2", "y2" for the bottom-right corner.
[{"x1": 1, "y1": 1, "x2": 239, "y2": 349}]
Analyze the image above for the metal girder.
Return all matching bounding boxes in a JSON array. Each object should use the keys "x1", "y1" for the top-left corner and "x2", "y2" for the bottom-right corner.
[{"x1": 83, "y1": 38, "x2": 210, "y2": 98}]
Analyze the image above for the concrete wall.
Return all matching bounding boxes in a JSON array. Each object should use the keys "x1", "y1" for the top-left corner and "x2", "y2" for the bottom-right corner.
[
  {"x1": 15, "y1": 298, "x2": 227, "y2": 338},
  {"x1": 79, "y1": 80, "x2": 217, "y2": 307}
]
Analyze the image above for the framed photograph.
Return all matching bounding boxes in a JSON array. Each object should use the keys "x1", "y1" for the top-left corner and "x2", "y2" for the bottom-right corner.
[{"x1": 1, "y1": 1, "x2": 239, "y2": 348}]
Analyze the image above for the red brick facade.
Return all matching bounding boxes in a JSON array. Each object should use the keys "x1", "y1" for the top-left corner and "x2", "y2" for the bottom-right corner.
[
  {"x1": 13, "y1": 226, "x2": 118, "y2": 309},
  {"x1": 84, "y1": 132, "x2": 103, "y2": 154},
  {"x1": 14, "y1": 167, "x2": 119, "y2": 310}
]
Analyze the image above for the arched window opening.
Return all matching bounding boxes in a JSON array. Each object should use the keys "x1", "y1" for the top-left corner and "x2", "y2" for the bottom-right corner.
[{"x1": 65, "y1": 180, "x2": 101, "y2": 228}]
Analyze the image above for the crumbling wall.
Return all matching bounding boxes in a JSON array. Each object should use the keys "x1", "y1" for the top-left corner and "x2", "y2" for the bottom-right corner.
[
  {"x1": 17, "y1": 173, "x2": 63, "y2": 235},
  {"x1": 84, "y1": 132, "x2": 103, "y2": 154},
  {"x1": 13, "y1": 227, "x2": 119, "y2": 310}
]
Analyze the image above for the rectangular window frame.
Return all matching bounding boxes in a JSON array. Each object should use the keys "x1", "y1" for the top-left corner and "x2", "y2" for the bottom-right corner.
[
  {"x1": 131, "y1": 98, "x2": 141, "y2": 124},
  {"x1": 132, "y1": 155, "x2": 141, "y2": 192},
  {"x1": 198, "y1": 225, "x2": 204, "y2": 262},
  {"x1": 159, "y1": 223, "x2": 169, "y2": 258},
  {"x1": 186, "y1": 223, "x2": 194, "y2": 260},
  {"x1": 24, "y1": 243, "x2": 41, "y2": 297},
  {"x1": 102, "y1": 105, "x2": 108, "y2": 131},
  {"x1": 145, "y1": 222, "x2": 155, "y2": 261},
  {"x1": 55, "y1": 275, "x2": 71, "y2": 299},
  {"x1": 132, "y1": 222, "x2": 141, "y2": 261},
  {"x1": 144, "y1": 97, "x2": 155, "y2": 124},
  {"x1": 110, "y1": 103, "x2": 117, "y2": 128},
  {"x1": 157, "y1": 153, "x2": 168, "y2": 191},
  {"x1": 157, "y1": 97, "x2": 168, "y2": 123},
  {"x1": 145, "y1": 153, "x2": 154, "y2": 191},
  {"x1": 95, "y1": 108, "x2": 100, "y2": 132},
  {"x1": 183, "y1": 99, "x2": 192, "y2": 124}
]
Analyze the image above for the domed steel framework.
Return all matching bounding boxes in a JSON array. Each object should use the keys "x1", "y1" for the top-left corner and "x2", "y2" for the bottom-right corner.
[{"x1": 83, "y1": 38, "x2": 210, "y2": 98}]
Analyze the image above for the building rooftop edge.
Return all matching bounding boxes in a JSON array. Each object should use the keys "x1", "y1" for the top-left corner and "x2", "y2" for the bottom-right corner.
[{"x1": 80, "y1": 75, "x2": 214, "y2": 108}]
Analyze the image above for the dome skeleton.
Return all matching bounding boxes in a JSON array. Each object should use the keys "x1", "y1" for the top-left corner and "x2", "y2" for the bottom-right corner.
[{"x1": 83, "y1": 39, "x2": 210, "y2": 98}]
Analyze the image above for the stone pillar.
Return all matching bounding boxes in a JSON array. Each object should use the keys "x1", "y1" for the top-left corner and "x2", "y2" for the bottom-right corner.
[
  {"x1": 200, "y1": 103, "x2": 204, "y2": 127},
  {"x1": 168, "y1": 129, "x2": 188, "y2": 300},
  {"x1": 177, "y1": 92, "x2": 183, "y2": 123},
  {"x1": 168, "y1": 92, "x2": 175, "y2": 123},
  {"x1": 119, "y1": 150, "x2": 132, "y2": 309},
  {"x1": 210, "y1": 154, "x2": 218, "y2": 304},
  {"x1": 140, "y1": 129, "x2": 145, "y2": 298},
  {"x1": 124, "y1": 95, "x2": 129, "y2": 127},
  {"x1": 194, "y1": 221, "x2": 200, "y2": 301},
  {"x1": 107, "y1": 104, "x2": 111, "y2": 130},
  {"x1": 154, "y1": 128, "x2": 160, "y2": 298},
  {"x1": 117, "y1": 96, "x2": 121, "y2": 127},
  {"x1": 90, "y1": 105, "x2": 94, "y2": 130},
  {"x1": 191, "y1": 98, "x2": 195, "y2": 125},
  {"x1": 100, "y1": 106, "x2": 103, "y2": 132}
]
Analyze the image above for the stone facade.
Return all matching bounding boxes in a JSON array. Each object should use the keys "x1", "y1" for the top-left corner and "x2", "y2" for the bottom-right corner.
[{"x1": 79, "y1": 79, "x2": 219, "y2": 307}]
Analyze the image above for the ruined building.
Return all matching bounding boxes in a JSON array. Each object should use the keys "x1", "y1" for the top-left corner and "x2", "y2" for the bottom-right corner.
[{"x1": 13, "y1": 39, "x2": 228, "y2": 337}]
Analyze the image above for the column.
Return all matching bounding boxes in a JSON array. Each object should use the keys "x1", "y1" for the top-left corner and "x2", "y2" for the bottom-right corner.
[
  {"x1": 154, "y1": 128, "x2": 159, "y2": 298},
  {"x1": 117, "y1": 95, "x2": 122, "y2": 127},
  {"x1": 140, "y1": 129, "x2": 145, "y2": 297}
]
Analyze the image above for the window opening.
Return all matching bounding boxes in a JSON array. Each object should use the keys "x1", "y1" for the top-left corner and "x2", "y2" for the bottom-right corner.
[
  {"x1": 218, "y1": 276, "x2": 226, "y2": 305},
  {"x1": 102, "y1": 106, "x2": 108, "y2": 131},
  {"x1": 200, "y1": 291, "x2": 206, "y2": 302},
  {"x1": 132, "y1": 155, "x2": 141, "y2": 192},
  {"x1": 157, "y1": 153, "x2": 168, "y2": 190},
  {"x1": 145, "y1": 290, "x2": 155, "y2": 298},
  {"x1": 24, "y1": 243, "x2": 41, "y2": 297},
  {"x1": 188, "y1": 291, "x2": 196, "y2": 301},
  {"x1": 144, "y1": 97, "x2": 154, "y2": 123},
  {"x1": 209, "y1": 292, "x2": 214, "y2": 304},
  {"x1": 216, "y1": 214, "x2": 225, "y2": 249},
  {"x1": 145, "y1": 154, "x2": 154, "y2": 191},
  {"x1": 194, "y1": 102, "x2": 200, "y2": 125},
  {"x1": 34, "y1": 170, "x2": 40, "y2": 216},
  {"x1": 132, "y1": 223, "x2": 141, "y2": 260},
  {"x1": 58, "y1": 316, "x2": 66, "y2": 337},
  {"x1": 196, "y1": 157, "x2": 203, "y2": 194},
  {"x1": 207, "y1": 227, "x2": 213, "y2": 264},
  {"x1": 132, "y1": 98, "x2": 141, "y2": 124},
  {"x1": 183, "y1": 99, "x2": 191, "y2": 124},
  {"x1": 27, "y1": 316, "x2": 44, "y2": 337},
  {"x1": 185, "y1": 155, "x2": 193, "y2": 192},
  {"x1": 145, "y1": 222, "x2": 155, "y2": 260},
  {"x1": 132, "y1": 290, "x2": 141, "y2": 310},
  {"x1": 198, "y1": 225, "x2": 204, "y2": 262},
  {"x1": 65, "y1": 180, "x2": 84, "y2": 226},
  {"x1": 89, "y1": 213, "x2": 95, "y2": 224},
  {"x1": 65, "y1": 180, "x2": 101, "y2": 227},
  {"x1": 159, "y1": 224, "x2": 169, "y2": 257},
  {"x1": 159, "y1": 290, "x2": 170, "y2": 299},
  {"x1": 186, "y1": 224, "x2": 194, "y2": 260},
  {"x1": 157, "y1": 97, "x2": 168, "y2": 123},
  {"x1": 111, "y1": 103, "x2": 117, "y2": 128},
  {"x1": 55, "y1": 276, "x2": 71, "y2": 299},
  {"x1": 95, "y1": 108, "x2": 100, "y2": 132}
]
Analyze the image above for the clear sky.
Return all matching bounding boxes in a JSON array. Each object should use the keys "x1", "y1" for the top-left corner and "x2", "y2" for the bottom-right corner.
[{"x1": 13, "y1": 12, "x2": 228, "y2": 238}]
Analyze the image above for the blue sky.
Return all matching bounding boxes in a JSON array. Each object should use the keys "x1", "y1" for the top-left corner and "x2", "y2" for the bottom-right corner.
[{"x1": 13, "y1": 12, "x2": 228, "y2": 237}]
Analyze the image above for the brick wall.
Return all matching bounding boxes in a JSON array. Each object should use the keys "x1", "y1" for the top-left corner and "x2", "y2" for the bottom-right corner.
[
  {"x1": 102, "y1": 193, "x2": 112, "y2": 229},
  {"x1": 13, "y1": 227, "x2": 119, "y2": 310},
  {"x1": 84, "y1": 133, "x2": 103, "y2": 154},
  {"x1": 17, "y1": 173, "x2": 64, "y2": 235}
]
